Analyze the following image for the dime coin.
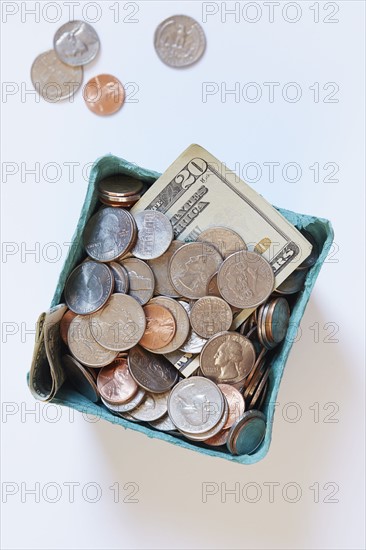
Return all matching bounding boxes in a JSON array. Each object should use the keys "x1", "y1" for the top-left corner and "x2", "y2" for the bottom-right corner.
[
  {"x1": 190, "y1": 296, "x2": 233, "y2": 339},
  {"x1": 120, "y1": 258, "x2": 155, "y2": 305},
  {"x1": 83, "y1": 74, "x2": 125, "y2": 116},
  {"x1": 167, "y1": 377, "x2": 224, "y2": 435},
  {"x1": 62, "y1": 354, "x2": 99, "y2": 402},
  {"x1": 129, "y1": 391, "x2": 169, "y2": 422},
  {"x1": 178, "y1": 300, "x2": 207, "y2": 353},
  {"x1": 109, "y1": 262, "x2": 129, "y2": 294},
  {"x1": 31, "y1": 50, "x2": 83, "y2": 102},
  {"x1": 128, "y1": 345, "x2": 178, "y2": 393},
  {"x1": 139, "y1": 304, "x2": 176, "y2": 350},
  {"x1": 64, "y1": 261, "x2": 114, "y2": 315},
  {"x1": 131, "y1": 210, "x2": 173, "y2": 260},
  {"x1": 275, "y1": 268, "x2": 307, "y2": 295},
  {"x1": 68, "y1": 315, "x2": 118, "y2": 368},
  {"x1": 54, "y1": 20, "x2": 100, "y2": 66},
  {"x1": 149, "y1": 413, "x2": 177, "y2": 432},
  {"x1": 227, "y1": 410, "x2": 266, "y2": 456},
  {"x1": 148, "y1": 297, "x2": 190, "y2": 353},
  {"x1": 89, "y1": 293, "x2": 146, "y2": 351},
  {"x1": 169, "y1": 242, "x2": 223, "y2": 299},
  {"x1": 180, "y1": 397, "x2": 229, "y2": 441},
  {"x1": 83, "y1": 207, "x2": 136, "y2": 262},
  {"x1": 154, "y1": 15, "x2": 206, "y2": 68},
  {"x1": 200, "y1": 331, "x2": 256, "y2": 385},
  {"x1": 97, "y1": 358, "x2": 138, "y2": 405},
  {"x1": 98, "y1": 175, "x2": 144, "y2": 198},
  {"x1": 197, "y1": 226, "x2": 247, "y2": 259},
  {"x1": 147, "y1": 240, "x2": 184, "y2": 297},
  {"x1": 218, "y1": 251, "x2": 275, "y2": 309},
  {"x1": 60, "y1": 309, "x2": 77, "y2": 345},
  {"x1": 101, "y1": 386, "x2": 146, "y2": 413},
  {"x1": 218, "y1": 384, "x2": 245, "y2": 429}
]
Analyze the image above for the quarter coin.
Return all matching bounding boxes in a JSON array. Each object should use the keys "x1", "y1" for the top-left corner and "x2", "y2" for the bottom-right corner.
[
  {"x1": 31, "y1": 50, "x2": 83, "y2": 102},
  {"x1": 129, "y1": 391, "x2": 169, "y2": 422},
  {"x1": 154, "y1": 15, "x2": 206, "y2": 68},
  {"x1": 68, "y1": 315, "x2": 118, "y2": 368},
  {"x1": 131, "y1": 210, "x2": 173, "y2": 260},
  {"x1": 197, "y1": 226, "x2": 247, "y2": 259},
  {"x1": 147, "y1": 240, "x2": 184, "y2": 297},
  {"x1": 54, "y1": 20, "x2": 100, "y2": 66},
  {"x1": 64, "y1": 261, "x2": 114, "y2": 315}
]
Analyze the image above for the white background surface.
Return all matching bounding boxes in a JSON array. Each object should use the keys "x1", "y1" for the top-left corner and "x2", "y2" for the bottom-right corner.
[{"x1": 1, "y1": 1, "x2": 365, "y2": 549}]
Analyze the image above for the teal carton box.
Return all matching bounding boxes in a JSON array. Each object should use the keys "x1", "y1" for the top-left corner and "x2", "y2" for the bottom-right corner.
[{"x1": 30, "y1": 153, "x2": 334, "y2": 465}]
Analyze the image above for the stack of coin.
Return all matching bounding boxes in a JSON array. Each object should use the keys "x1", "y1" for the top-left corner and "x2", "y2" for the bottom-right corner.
[{"x1": 57, "y1": 193, "x2": 313, "y2": 456}]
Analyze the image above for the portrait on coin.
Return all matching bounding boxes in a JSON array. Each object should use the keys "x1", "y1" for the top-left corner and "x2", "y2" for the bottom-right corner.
[{"x1": 214, "y1": 340, "x2": 245, "y2": 380}]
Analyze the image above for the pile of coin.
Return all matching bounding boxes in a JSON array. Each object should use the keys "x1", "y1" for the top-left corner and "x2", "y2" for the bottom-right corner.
[{"x1": 57, "y1": 174, "x2": 316, "y2": 455}]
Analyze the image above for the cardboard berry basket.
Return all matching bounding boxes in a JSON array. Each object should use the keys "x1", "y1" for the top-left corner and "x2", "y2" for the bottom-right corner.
[{"x1": 28, "y1": 153, "x2": 334, "y2": 465}]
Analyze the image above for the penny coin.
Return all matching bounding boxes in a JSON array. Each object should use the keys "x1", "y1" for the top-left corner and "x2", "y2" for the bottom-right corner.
[
  {"x1": 169, "y1": 242, "x2": 223, "y2": 299},
  {"x1": 147, "y1": 240, "x2": 184, "y2": 297},
  {"x1": 128, "y1": 345, "x2": 178, "y2": 393},
  {"x1": 98, "y1": 175, "x2": 144, "y2": 198},
  {"x1": 131, "y1": 210, "x2": 173, "y2": 260},
  {"x1": 154, "y1": 15, "x2": 206, "y2": 68},
  {"x1": 180, "y1": 397, "x2": 229, "y2": 441},
  {"x1": 83, "y1": 207, "x2": 136, "y2": 262},
  {"x1": 207, "y1": 272, "x2": 221, "y2": 298},
  {"x1": 218, "y1": 251, "x2": 275, "y2": 309},
  {"x1": 149, "y1": 413, "x2": 177, "y2": 432},
  {"x1": 89, "y1": 293, "x2": 146, "y2": 351},
  {"x1": 298, "y1": 229, "x2": 319, "y2": 269},
  {"x1": 97, "y1": 358, "x2": 138, "y2": 405},
  {"x1": 190, "y1": 296, "x2": 233, "y2": 339},
  {"x1": 83, "y1": 74, "x2": 125, "y2": 116},
  {"x1": 218, "y1": 384, "x2": 245, "y2": 429},
  {"x1": 178, "y1": 300, "x2": 207, "y2": 353},
  {"x1": 139, "y1": 304, "x2": 176, "y2": 351},
  {"x1": 197, "y1": 227, "x2": 247, "y2": 259},
  {"x1": 120, "y1": 257, "x2": 155, "y2": 305},
  {"x1": 204, "y1": 428, "x2": 230, "y2": 447},
  {"x1": 275, "y1": 268, "x2": 307, "y2": 295},
  {"x1": 60, "y1": 309, "x2": 77, "y2": 345},
  {"x1": 62, "y1": 354, "x2": 99, "y2": 402},
  {"x1": 167, "y1": 377, "x2": 225, "y2": 435},
  {"x1": 64, "y1": 261, "x2": 113, "y2": 315},
  {"x1": 148, "y1": 297, "x2": 190, "y2": 353},
  {"x1": 200, "y1": 331, "x2": 256, "y2": 385},
  {"x1": 54, "y1": 20, "x2": 100, "y2": 66},
  {"x1": 68, "y1": 315, "x2": 118, "y2": 368},
  {"x1": 227, "y1": 410, "x2": 266, "y2": 456},
  {"x1": 101, "y1": 386, "x2": 146, "y2": 413},
  {"x1": 129, "y1": 391, "x2": 169, "y2": 422},
  {"x1": 31, "y1": 50, "x2": 83, "y2": 102},
  {"x1": 109, "y1": 262, "x2": 129, "y2": 294},
  {"x1": 99, "y1": 193, "x2": 142, "y2": 208}
]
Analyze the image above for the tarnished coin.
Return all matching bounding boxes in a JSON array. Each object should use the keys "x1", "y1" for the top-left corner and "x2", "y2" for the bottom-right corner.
[
  {"x1": 83, "y1": 207, "x2": 136, "y2": 262},
  {"x1": 101, "y1": 386, "x2": 146, "y2": 413},
  {"x1": 298, "y1": 229, "x2": 319, "y2": 269},
  {"x1": 265, "y1": 297, "x2": 290, "y2": 344},
  {"x1": 218, "y1": 251, "x2": 275, "y2": 308},
  {"x1": 83, "y1": 74, "x2": 125, "y2": 116},
  {"x1": 62, "y1": 354, "x2": 99, "y2": 402},
  {"x1": 180, "y1": 397, "x2": 229, "y2": 441},
  {"x1": 31, "y1": 50, "x2": 83, "y2": 102},
  {"x1": 128, "y1": 346, "x2": 178, "y2": 393},
  {"x1": 147, "y1": 240, "x2": 184, "y2": 297},
  {"x1": 99, "y1": 193, "x2": 142, "y2": 208},
  {"x1": 207, "y1": 272, "x2": 221, "y2": 298},
  {"x1": 149, "y1": 297, "x2": 190, "y2": 353},
  {"x1": 197, "y1": 227, "x2": 247, "y2": 259},
  {"x1": 129, "y1": 391, "x2": 169, "y2": 422},
  {"x1": 98, "y1": 175, "x2": 144, "y2": 198},
  {"x1": 54, "y1": 20, "x2": 100, "y2": 66},
  {"x1": 169, "y1": 242, "x2": 223, "y2": 299},
  {"x1": 154, "y1": 15, "x2": 206, "y2": 68},
  {"x1": 218, "y1": 384, "x2": 245, "y2": 429},
  {"x1": 168, "y1": 377, "x2": 225, "y2": 435},
  {"x1": 97, "y1": 358, "x2": 138, "y2": 405},
  {"x1": 200, "y1": 331, "x2": 256, "y2": 384},
  {"x1": 149, "y1": 413, "x2": 177, "y2": 432},
  {"x1": 275, "y1": 268, "x2": 307, "y2": 295},
  {"x1": 120, "y1": 258, "x2": 155, "y2": 305},
  {"x1": 131, "y1": 210, "x2": 173, "y2": 260},
  {"x1": 60, "y1": 309, "x2": 77, "y2": 345},
  {"x1": 139, "y1": 304, "x2": 176, "y2": 351},
  {"x1": 247, "y1": 367, "x2": 270, "y2": 410},
  {"x1": 68, "y1": 315, "x2": 118, "y2": 368},
  {"x1": 64, "y1": 261, "x2": 113, "y2": 315},
  {"x1": 190, "y1": 296, "x2": 233, "y2": 339},
  {"x1": 89, "y1": 293, "x2": 146, "y2": 351},
  {"x1": 204, "y1": 428, "x2": 230, "y2": 447},
  {"x1": 227, "y1": 410, "x2": 266, "y2": 456},
  {"x1": 178, "y1": 300, "x2": 207, "y2": 353},
  {"x1": 109, "y1": 262, "x2": 129, "y2": 294}
]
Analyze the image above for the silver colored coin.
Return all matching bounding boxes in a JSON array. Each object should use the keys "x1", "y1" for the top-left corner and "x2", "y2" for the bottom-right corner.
[
  {"x1": 178, "y1": 300, "x2": 207, "y2": 353},
  {"x1": 148, "y1": 297, "x2": 190, "y2": 353},
  {"x1": 154, "y1": 15, "x2": 206, "y2": 68},
  {"x1": 190, "y1": 296, "x2": 233, "y2": 339},
  {"x1": 83, "y1": 207, "x2": 136, "y2": 262},
  {"x1": 227, "y1": 410, "x2": 266, "y2": 456},
  {"x1": 128, "y1": 345, "x2": 178, "y2": 393},
  {"x1": 129, "y1": 391, "x2": 169, "y2": 422},
  {"x1": 149, "y1": 413, "x2": 177, "y2": 432},
  {"x1": 117, "y1": 410, "x2": 140, "y2": 422},
  {"x1": 64, "y1": 261, "x2": 113, "y2": 315},
  {"x1": 109, "y1": 262, "x2": 129, "y2": 294},
  {"x1": 275, "y1": 268, "x2": 308, "y2": 295},
  {"x1": 180, "y1": 397, "x2": 229, "y2": 441},
  {"x1": 101, "y1": 387, "x2": 146, "y2": 413},
  {"x1": 168, "y1": 376, "x2": 225, "y2": 435},
  {"x1": 131, "y1": 210, "x2": 173, "y2": 260},
  {"x1": 147, "y1": 240, "x2": 184, "y2": 297},
  {"x1": 120, "y1": 257, "x2": 155, "y2": 305},
  {"x1": 197, "y1": 226, "x2": 247, "y2": 259},
  {"x1": 68, "y1": 315, "x2": 118, "y2": 368},
  {"x1": 62, "y1": 354, "x2": 99, "y2": 402},
  {"x1": 54, "y1": 20, "x2": 100, "y2": 66},
  {"x1": 31, "y1": 50, "x2": 83, "y2": 102}
]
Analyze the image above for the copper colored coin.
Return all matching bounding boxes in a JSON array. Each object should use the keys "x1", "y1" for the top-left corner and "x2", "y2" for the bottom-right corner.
[
  {"x1": 148, "y1": 297, "x2": 190, "y2": 354},
  {"x1": 97, "y1": 358, "x2": 138, "y2": 404},
  {"x1": 98, "y1": 175, "x2": 144, "y2": 198},
  {"x1": 218, "y1": 384, "x2": 245, "y2": 429},
  {"x1": 204, "y1": 428, "x2": 230, "y2": 447},
  {"x1": 60, "y1": 309, "x2": 77, "y2": 345},
  {"x1": 83, "y1": 74, "x2": 125, "y2": 116},
  {"x1": 190, "y1": 296, "x2": 233, "y2": 339},
  {"x1": 139, "y1": 304, "x2": 176, "y2": 351}
]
